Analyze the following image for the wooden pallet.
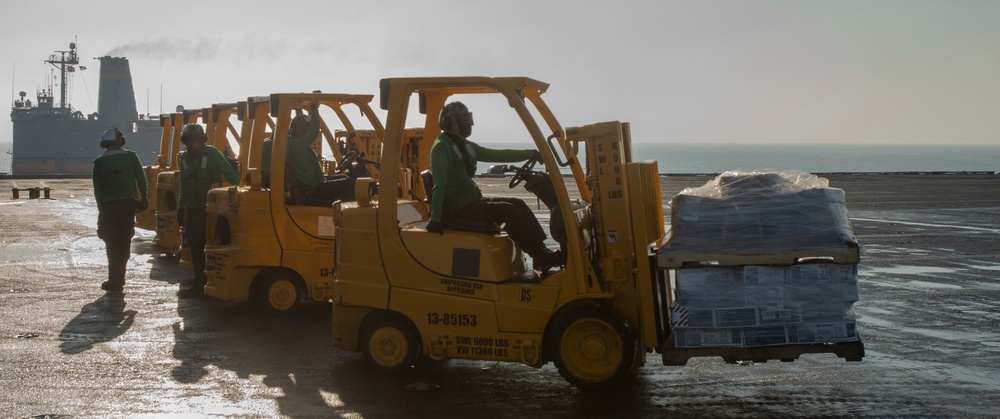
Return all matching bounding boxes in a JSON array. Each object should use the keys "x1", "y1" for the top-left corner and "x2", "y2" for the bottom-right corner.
[{"x1": 660, "y1": 337, "x2": 865, "y2": 366}]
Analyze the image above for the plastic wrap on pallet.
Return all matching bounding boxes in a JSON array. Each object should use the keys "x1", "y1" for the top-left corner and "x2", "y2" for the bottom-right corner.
[
  {"x1": 662, "y1": 170, "x2": 858, "y2": 253},
  {"x1": 672, "y1": 264, "x2": 859, "y2": 348}
]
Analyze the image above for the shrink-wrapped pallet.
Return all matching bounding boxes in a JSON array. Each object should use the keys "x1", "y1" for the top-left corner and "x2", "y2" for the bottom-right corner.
[
  {"x1": 660, "y1": 170, "x2": 862, "y2": 349},
  {"x1": 671, "y1": 264, "x2": 859, "y2": 348},
  {"x1": 662, "y1": 170, "x2": 858, "y2": 254}
]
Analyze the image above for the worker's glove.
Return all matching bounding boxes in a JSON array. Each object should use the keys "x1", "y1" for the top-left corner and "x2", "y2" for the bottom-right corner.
[
  {"x1": 426, "y1": 221, "x2": 445, "y2": 235},
  {"x1": 530, "y1": 150, "x2": 542, "y2": 163},
  {"x1": 135, "y1": 199, "x2": 149, "y2": 213},
  {"x1": 176, "y1": 208, "x2": 186, "y2": 228},
  {"x1": 310, "y1": 102, "x2": 320, "y2": 113}
]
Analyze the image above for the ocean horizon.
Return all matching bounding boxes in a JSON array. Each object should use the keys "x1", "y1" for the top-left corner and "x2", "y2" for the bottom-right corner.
[
  {"x1": 477, "y1": 142, "x2": 1000, "y2": 175},
  {"x1": 3, "y1": 141, "x2": 998, "y2": 176}
]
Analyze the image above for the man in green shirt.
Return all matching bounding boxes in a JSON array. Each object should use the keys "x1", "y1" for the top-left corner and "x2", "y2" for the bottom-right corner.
[
  {"x1": 426, "y1": 101, "x2": 563, "y2": 272},
  {"x1": 279, "y1": 102, "x2": 353, "y2": 205},
  {"x1": 176, "y1": 123, "x2": 240, "y2": 298},
  {"x1": 92, "y1": 128, "x2": 148, "y2": 292}
]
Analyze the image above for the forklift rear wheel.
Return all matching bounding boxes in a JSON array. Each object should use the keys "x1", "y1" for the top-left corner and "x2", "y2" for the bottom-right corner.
[
  {"x1": 554, "y1": 308, "x2": 636, "y2": 390},
  {"x1": 362, "y1": 317, "x2": 420, "y2": 374},
  {"x1": 257, "y1": 275, "x2": 301, "y2": 314}
]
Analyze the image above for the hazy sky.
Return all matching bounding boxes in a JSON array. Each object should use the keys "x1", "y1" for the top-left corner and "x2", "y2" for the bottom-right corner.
[{"x1": 2, "y1": 0, "x2": 998, "y2": 145}]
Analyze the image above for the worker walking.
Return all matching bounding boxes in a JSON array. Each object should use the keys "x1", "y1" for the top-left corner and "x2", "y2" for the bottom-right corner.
[
  {"x1": 92, "y1": 127, "x2": 148, "y2": 292},
  {"x1": 175, "y1": 123, "x2": 240, "y2": 298}
]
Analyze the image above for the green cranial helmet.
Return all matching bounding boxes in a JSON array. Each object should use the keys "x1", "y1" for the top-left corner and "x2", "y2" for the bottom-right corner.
[
  {"x1": 439, "y1": 101, "x2": 473, "y2": 129},
  {"x1": 289, "y1": 114, "x2": 310, "y2": 137},
  {"x1": 99, "y1": 127, "x2": 125, "y2": 149},
  {"x1": 181, "y1": 123, "x2": 206, "y2": 144},
  {"x1": 181, "y1": 123, "x2": 205, "y2": 136}
]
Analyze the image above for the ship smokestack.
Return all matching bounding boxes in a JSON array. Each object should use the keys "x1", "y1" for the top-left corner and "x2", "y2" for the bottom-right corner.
[{"x1": 97, "y1": 56, "x2": 139, "y2": 129}]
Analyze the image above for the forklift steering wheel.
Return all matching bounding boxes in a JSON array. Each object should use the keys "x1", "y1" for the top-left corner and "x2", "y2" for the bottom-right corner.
[
  {"x1": 508, "y1": 158, "x2": 538, "y2": 189},
  {"x1": 336, "y1": 151, "x2": 357, "y2": 174}
]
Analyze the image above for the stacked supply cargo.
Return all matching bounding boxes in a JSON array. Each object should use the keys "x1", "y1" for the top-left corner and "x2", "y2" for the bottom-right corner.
[
  {"x1": 660, "y1": 170, "x2": 859, "y2": 264},
  {"x1": 671, "y1": 264, "x2": 859, "y2": 349},
  {"x1": 657, "y1": 170, "x2": 864, "y2": 364}
]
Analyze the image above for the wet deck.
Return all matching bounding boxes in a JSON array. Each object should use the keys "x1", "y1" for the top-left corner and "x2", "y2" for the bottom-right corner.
[{"x1": 1, "y1": 174, "x2": 998, "y2": 417}]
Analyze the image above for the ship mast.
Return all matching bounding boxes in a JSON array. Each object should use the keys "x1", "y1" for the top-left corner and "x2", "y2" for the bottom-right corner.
[{"x1": 45, "y1": 42, "x2": 78, "y2": 109}]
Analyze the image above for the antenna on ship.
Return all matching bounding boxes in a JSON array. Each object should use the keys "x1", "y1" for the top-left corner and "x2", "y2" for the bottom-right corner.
[{"x1": 45, "y1": 41, "x2": 79, "y2": 110}]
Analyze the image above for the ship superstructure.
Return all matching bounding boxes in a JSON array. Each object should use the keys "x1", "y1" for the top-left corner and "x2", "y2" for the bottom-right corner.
[{"x1": 9, "y1": 42, "x2": 160, "y2": 177}]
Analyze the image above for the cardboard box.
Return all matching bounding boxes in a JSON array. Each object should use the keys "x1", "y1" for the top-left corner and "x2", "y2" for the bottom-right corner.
[
  {"x1": 787, "y1": 322, "x2": 857, "y2": 343},
  {"x1": 673, "y1": 305, "x2": 805, "y2": 328},
  {"x1": 743, "y1": 326, "x2": 789, "y2": 347},
  {"x1": 714, "y1": 307, "x2": 760, "y2": 328},
  {"x1": 759, "y1": 306, "x2": 802, "y2": 325},
  {"x1": 743, "y1": 265, "x2": 787, "y2": 285},
  {"x1": 801, "y1": 303, "x2": 856, "y2": 323},
  {"x1": 786, "y1": 282, "x2": 859, "y2": 305},
  {"x1": 675, "y1": 267, "x2": 747, "y2": 307},
  {"x1": 789, "y1": 264, "x2": 858, "y2": 283},
  {"x1": 670, "y1": 306, "x2": 715, "y2": 328},
  {"x1": 674, "y1": 328, "x2": 744, "y2": 348}
]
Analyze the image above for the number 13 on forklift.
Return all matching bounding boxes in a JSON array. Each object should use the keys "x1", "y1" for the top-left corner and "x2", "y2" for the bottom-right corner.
[{"x1": 426, "y1": 313, "x2": 478, "y2": 327}]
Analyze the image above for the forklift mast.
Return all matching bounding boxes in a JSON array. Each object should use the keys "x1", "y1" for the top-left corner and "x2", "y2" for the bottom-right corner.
[{"x1": 569, "y1": 122, "x2": 667, "y2": 351}]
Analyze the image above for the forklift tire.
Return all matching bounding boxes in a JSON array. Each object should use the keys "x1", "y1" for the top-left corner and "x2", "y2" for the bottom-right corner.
[
  {"x1": 362, "y1": 317, "x2": 420, "y2": 374},
  {"x1": 256, "y1": 274, "x2": 302, "y2": 315},
  {"x1": 553, "y1": 308, "x2": 636, "y2": 390}
]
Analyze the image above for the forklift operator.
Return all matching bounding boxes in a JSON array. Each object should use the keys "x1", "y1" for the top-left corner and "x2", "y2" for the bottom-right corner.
[
  {"x1": 426, "y1": 101, "x2": 564, "y2": 272},
  {"x1": 282, "y1": 102, "x2": 353, "y2": 204}
]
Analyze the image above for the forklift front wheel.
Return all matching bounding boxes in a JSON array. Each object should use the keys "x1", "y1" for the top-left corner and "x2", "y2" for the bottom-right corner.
[
  {"x1": 554, "y1": 308, "x2": 636, "y2": 390},
  {"x1": 257, "y1": 274, "x2": 302, "y2": 315},
  {"x1": 362, "y1": 317, "x2": 420, "y2": 374}
]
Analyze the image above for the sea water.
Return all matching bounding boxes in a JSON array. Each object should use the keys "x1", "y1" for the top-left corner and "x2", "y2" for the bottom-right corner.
[
  {"x1": 475, "y1": 143, "x2": 1000, "y2": 175},
  {"x1": 3, "y1": 141, "x2": 998, "y2": 176}
]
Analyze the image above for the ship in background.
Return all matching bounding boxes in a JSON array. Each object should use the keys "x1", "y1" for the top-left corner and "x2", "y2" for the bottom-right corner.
[{"x1": 9, "y1": 42, "x2": 160, "y2": 177}]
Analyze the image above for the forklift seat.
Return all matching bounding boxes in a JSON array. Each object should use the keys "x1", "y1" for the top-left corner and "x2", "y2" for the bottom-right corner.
[{"x1": 420, "y1": 170, "x2": 500, "y2": 235}]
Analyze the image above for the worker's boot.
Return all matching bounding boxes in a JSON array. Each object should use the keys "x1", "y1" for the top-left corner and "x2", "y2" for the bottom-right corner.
[
  {"x1": 177, "y1": 276, "x2": 206, "y2": 299},
  {"x1": 530, "y1": 246, "x2": 565, "y2": 273},
  {"x1": 101, "y1": 280, "x2": 124, "y2": 292}
]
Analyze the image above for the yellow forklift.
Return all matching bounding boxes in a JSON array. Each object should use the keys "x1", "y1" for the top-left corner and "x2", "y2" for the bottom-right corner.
[
  {"x1": 331, "y1": 77, "x2": 864, "y2": 389},
  {"x1": 203, "y1": 93, "x2": 397, "y2": 314},
  {"x1": 331, "y1": 129, "x2": 386, "y2": 184},
  {"x1": 135, "y1": 114, "x2": 174, "y2": 231}
]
